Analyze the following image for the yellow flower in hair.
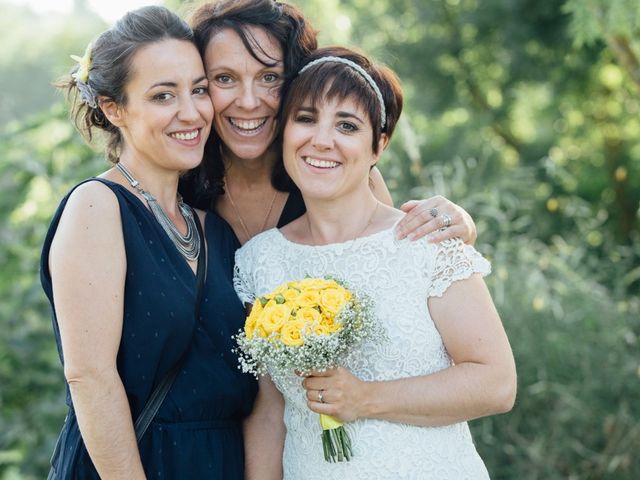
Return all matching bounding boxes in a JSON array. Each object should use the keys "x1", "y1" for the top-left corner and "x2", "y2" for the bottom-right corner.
[{"x1": 71, "y1": 42, "x2": 93, "y2": 83}]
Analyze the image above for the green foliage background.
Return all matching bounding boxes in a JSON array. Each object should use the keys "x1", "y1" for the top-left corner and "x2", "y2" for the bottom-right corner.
[{"x1": 0, "y1": 0, "x2": 638, "y2": 478}]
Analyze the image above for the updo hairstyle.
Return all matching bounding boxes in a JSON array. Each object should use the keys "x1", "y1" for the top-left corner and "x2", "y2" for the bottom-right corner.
[{"x1": 58, "y1": 6, "x2": 194, "y2": 163}]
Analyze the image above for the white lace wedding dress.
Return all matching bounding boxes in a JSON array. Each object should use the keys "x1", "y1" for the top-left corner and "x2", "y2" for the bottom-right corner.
[{"x1": 234, "y1": 224, "x2": 492, "y2": 480}]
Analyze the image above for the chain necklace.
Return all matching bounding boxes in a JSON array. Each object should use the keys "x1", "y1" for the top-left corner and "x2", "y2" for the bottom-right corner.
[
  {"x1": 224, "y1": 177, "x2": 278, "y2": 243},
  {"x1": 116, "y1": 162, "x2": 200, "y2": 261},
  {"x1": 307, "y1": 201, "x2": 380, "y2": 245}
]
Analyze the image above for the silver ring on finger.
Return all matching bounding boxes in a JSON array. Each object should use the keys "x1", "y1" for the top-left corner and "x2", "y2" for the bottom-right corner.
[
  {"x1": 429, "y1": 207, "x2": 439, "y2": 218},
  {"x1": 440, "y1": 213, "x2": 452, "y2": 228},
  {"x1": 317, "y1": 389, "x2": 325, "y2": 403}
]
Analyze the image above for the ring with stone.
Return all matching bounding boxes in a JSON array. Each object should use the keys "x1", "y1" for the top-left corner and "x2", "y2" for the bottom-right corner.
[{"x1": 429, "y1": 207, "x2": 439, "y2": 218}]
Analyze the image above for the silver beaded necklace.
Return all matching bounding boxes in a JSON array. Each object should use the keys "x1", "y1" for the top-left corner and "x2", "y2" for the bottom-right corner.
[{"x1": 116, "y1": 162, "x2": 200, "y2": 261}]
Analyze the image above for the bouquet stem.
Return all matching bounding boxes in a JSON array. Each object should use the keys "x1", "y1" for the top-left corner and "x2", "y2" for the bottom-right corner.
[{"x1": 320, "y1": 414, "x2": 352, "y2": 462}]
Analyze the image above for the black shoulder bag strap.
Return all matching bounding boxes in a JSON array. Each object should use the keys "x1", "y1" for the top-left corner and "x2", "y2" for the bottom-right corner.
[{"x1": 133, "y1": 215, "x2": 207, "y2": 443}]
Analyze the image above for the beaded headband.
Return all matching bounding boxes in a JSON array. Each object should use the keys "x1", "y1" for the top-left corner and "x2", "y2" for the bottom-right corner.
[{"x1": 298, "y1": 56, "x2": 387, "y2": 129}]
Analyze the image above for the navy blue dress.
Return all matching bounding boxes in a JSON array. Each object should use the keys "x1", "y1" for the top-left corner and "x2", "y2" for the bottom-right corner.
[
  {"x1": 179, "y1": 171, "x2": 307, "y2": 228},
  {"x1": 41, "y1": 178, "x2": 257, "y2": 479}
]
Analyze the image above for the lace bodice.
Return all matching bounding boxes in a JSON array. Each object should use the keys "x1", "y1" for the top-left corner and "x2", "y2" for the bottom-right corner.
[{"x1": 234, "y1": 225, "x2": 492, "y2": 480}]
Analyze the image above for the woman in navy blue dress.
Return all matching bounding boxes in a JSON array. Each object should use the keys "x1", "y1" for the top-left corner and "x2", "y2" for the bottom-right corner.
[{"x1": 42, "y1": 6, "x2": 255, "y2": 478}]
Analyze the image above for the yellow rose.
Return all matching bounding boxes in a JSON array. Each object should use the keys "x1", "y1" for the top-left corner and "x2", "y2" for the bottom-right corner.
[
  {"x1": 320, "y1": 313, "x2": 335, "y2": 327},
  {"x1": 294, "y1": 278, "x2": 332, "y2": 290},
  {"x1": 259, "y1": 303, "x2": 291, "y2": 335},
  {"x1": 282, "y1": 288, "x2": 300, "y2": 303},
  {"x1": 295, "y1": 307, "x2": 322, "y2": 325},
  {"x1": 244, "y1": 301, "x2": 263, "y2": 338},
  {"x1": 295, "y1": 289, "x2": 321, "y2": 308},
  {"x1": 244, "y1": 317, "x2": 256, "y2": 338},
  {"x1": 293, "y1": 278, "x2": 316, "y2": 289},
  {"x1": 313, "y1": 323, "x2": 334, "y2": 336},
  {"x1": 320, "y1": 287, "x2": 350, "y2": 315},
  {"x1": 280, "y1": 320, "x2": 305, "y2": 346},
  {"x1": 271, "y1": 283, "x2": 289, "y2": 295},
  {"x1": 249, "y1": 299, "x2": 264, "y2": 317},
  {"x1": 320, "y1": 314, "x2": 342, "y2": 334},
  {"x1": 249, "y1": 320, "x2": 268, "y2": 338},
  {"x1": 254, "y1": 325, "x2": 269, "y2": 338}
]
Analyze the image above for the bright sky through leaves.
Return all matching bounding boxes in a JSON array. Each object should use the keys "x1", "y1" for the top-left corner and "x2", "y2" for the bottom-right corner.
[{"x1": 8, "y1": 0, "x2": 161, "y2": 22}]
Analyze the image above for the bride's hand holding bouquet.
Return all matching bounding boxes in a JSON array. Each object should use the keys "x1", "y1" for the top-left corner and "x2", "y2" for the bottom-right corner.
[
  {"x1": 301, "y1": 365, "x2": 369, "y2": 424},
  {"x1": 234, "y1": 277, "x2": 384, "y2": 462}
]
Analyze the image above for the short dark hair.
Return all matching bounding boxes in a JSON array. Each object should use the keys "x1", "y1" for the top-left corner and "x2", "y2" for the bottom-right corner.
[
  {"x1": 280, "y1": 46, "x2": 404, "y2": 153},
  {"x1": 58, "y1": 6, "x2": 194, "y2": 163},
  {"x1": 180, "y1": 0, "x2": 318, "y2": 206}
]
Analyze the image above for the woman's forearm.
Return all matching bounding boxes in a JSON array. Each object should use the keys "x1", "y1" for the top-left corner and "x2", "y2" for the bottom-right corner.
[
  {"x1": 359, "y1": 273, "x2": 516, "y2": 427},
  {"x1": 243, "y1": 376, "x2": 285, "y2": 480},
  {"x1": 360, "y1": 361, "x2": 516, "y2": 427},
  {"x1": 68, "y1": 367, "x2": 146, "y2": 479}
]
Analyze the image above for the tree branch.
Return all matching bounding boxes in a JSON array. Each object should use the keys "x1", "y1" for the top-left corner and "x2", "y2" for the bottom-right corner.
[
  {"x1": 604, "y1": 34, "x2": 640, "y2": 90},
  {"x1": 441, "y1": 4, "x2": 522, "y2": 153}
]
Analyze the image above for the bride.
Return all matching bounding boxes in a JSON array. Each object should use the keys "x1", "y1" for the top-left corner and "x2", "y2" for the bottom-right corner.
[{"x1": 234, "y1": 46, "x2": 517, "y2": 480}]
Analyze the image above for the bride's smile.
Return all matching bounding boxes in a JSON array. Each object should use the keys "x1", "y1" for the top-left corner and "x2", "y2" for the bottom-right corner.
[{"x1": 283, "y1": 96, "x2": 382, "y2": 203}]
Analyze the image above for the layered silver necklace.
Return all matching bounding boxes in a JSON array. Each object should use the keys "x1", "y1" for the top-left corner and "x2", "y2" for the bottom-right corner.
[{"x1": 116, "y1": 162, "x2": 200, "y2": 261}]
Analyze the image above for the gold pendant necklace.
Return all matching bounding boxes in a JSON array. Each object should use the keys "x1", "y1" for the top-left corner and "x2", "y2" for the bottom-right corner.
[{"x1": 224, "y1": 178, "x2": 278, "y2": 243}]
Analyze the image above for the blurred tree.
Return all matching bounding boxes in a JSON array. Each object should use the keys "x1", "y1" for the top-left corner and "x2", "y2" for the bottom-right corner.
[
  {"x1": 333, "y1": 0, "x2": 639, "y2": 287},
  {"x1": 0, "y1": 107, "x2": 105, "y2": 478},
  {"x1": 0, "y1": 1, "x2": 106, "y2": 129}
]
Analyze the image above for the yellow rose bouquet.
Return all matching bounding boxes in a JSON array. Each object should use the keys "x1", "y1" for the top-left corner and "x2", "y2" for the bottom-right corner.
[{"x1": 234, "y1": 277, "x2": 383, "y2": 462}]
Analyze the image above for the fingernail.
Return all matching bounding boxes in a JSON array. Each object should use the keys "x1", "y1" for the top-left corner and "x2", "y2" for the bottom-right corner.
[{"x1": 408, "y1": 232, "x2": 418, "y2": 240}]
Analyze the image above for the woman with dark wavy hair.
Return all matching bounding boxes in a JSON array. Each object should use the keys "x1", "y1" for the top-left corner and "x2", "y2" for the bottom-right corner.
[{"x1": 180, "y1": 0, "x2": 478, "y2": 247}]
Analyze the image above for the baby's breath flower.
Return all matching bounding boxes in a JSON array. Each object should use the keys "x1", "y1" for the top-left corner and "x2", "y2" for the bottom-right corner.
[{"x1": 234, "y1": 277, "x2": 384, "y2": 385}]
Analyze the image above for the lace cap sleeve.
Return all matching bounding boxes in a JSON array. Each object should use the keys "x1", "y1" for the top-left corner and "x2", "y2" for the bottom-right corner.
[
  {"x1": 426, "y1": 238, "x2": 491, "y2": 298},
  {"x1": 233, "y1": 245, "x2": 256, "y2": 305}
]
